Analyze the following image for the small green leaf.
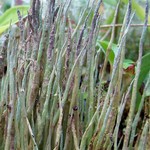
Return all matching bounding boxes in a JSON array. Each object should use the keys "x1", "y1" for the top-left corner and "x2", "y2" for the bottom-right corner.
[
  {"x1": 123, "y1": 59, "x2": 135, "y2": 69},
  {"x1": 97, "y1": 40, "x2": 135, "y2": 70},
  {"x1": 96, "y1": 40, "x2": 118, "y2": 65},
  {"x1": 0, "y1": 5, "x2": 29, "y2": 34}
]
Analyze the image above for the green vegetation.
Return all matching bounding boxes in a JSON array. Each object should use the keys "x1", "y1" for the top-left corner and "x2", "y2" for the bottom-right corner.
[
  {"x1": 0, "y1": 5, "x2": 29, "y2": 34},
  {"x1": 0, "y1": 0, "x2": 150, "y2": 150}
]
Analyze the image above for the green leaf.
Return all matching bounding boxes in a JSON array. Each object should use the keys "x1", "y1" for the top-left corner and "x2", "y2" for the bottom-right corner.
[
  {"x1": 136, "y1": 53, "x2": 150, "y2": 110},
  {"x1": 123, "y1": 59, "x2": 134, "y2": 69},
  {"x1": 97, "y1": 40, "x2": 135, "y2": 70},
  {"x1": 138, "y1": 53, "x2": 150, "y2": 91},
  {"x1": 97, "y1": 40, "x2": 150, "y2": 110},
  {"x1": 96, "y1": 40, "x2": 119, "y2": 65},
  {"x1": 98, "y1": 41, "x2": 150, "y2": 87},
  {"x1": 0, "y1": 5, "x2": 29, "y2": 34},
  {"x1": 0, "y1": 25, "x2": 9, "y2": 35}
]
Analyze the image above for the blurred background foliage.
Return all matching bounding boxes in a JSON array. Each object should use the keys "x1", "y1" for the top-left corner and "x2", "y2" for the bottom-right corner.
[
  {"x1": 0, "y1": 0, "x2": 30, "y2": 13},
  {"x1": 0, "y1": 0, "x2": 150, "y2": 60},
  {"x1": 69, "y1": 0, "x2": 150, "y2": 61}
]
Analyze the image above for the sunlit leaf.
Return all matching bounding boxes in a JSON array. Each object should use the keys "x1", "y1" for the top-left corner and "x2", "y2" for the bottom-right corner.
[
  {"x1": 97, "y1": 40, "x2": 136, "y2": 70},
  {"x1": 96, "y1": 40, "x2": 118, "y2": 65},
  {"x1": 0, "y1": 5, "x2": 29, "y2": 34},
  {"x1": 0, "y1": 25, "x2": 9, "y2": 35}
]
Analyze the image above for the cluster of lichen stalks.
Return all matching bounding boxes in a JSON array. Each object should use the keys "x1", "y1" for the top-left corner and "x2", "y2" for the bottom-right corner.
[{"x1": 0, "y1": 0, "x2": 149, "y2": 150}]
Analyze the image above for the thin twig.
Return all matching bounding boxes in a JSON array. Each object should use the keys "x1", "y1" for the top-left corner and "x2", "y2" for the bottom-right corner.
[{"x1": 100, "y1": 23, "x2": 150, "y2": 28}]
